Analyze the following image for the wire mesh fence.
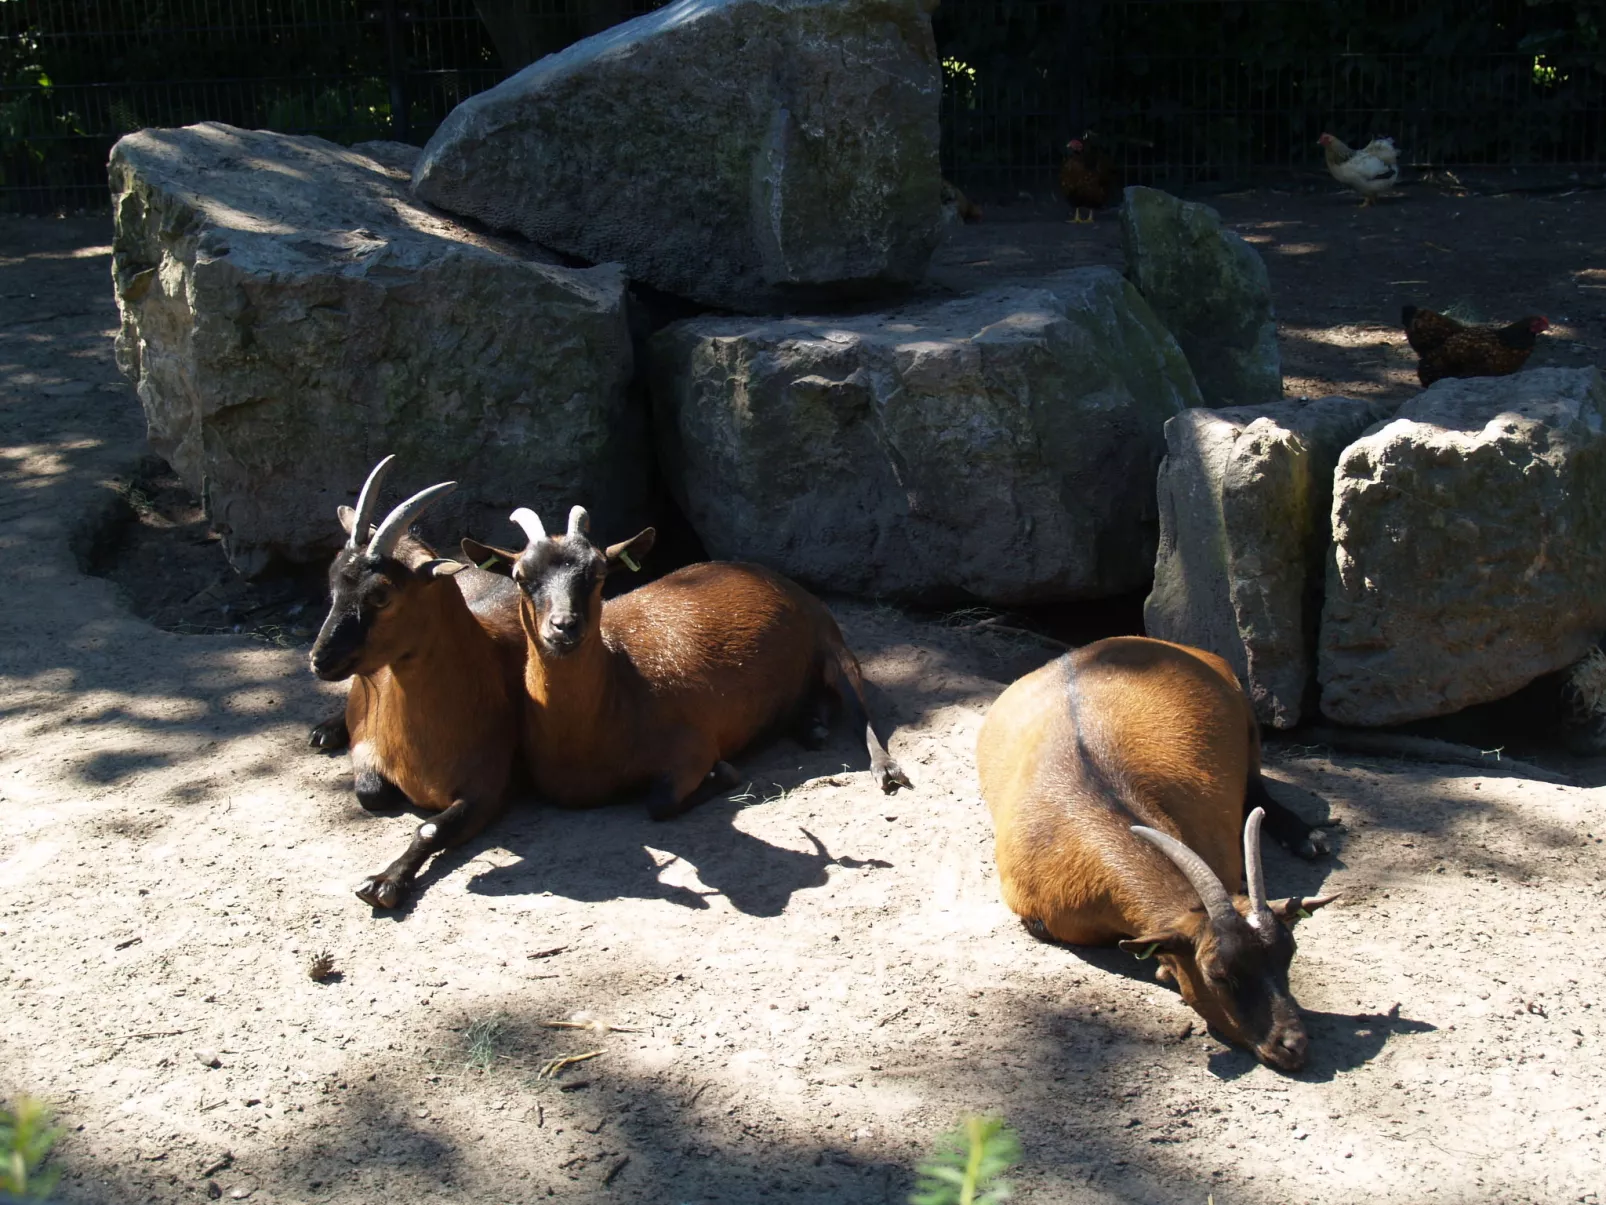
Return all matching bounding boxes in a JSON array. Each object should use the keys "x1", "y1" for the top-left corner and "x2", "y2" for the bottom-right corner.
[
  {"x1": 936, "y1": 0, "x2": 1606, "y2": 197},
  {"x1": 4, "y1": 0, "x2": 1606, "y2": 212}
]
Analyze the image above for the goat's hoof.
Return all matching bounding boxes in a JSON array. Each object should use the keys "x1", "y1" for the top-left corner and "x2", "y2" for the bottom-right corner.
[
  {"x1": 1294, "y1": 828, "x2": 1332, "y2": 860},
  {"x1": 308, "y1": 717, "x2": 349, "y2": 751},
  {"x1": 876, "y1": 760, "x2": 913, "y2": 794},
  {"x1": 1021, "y1": 916, "x2": 1051, "y2": 941},
  {"x1": 356, "y1": 874, "x2": 406, "y2": 910}
]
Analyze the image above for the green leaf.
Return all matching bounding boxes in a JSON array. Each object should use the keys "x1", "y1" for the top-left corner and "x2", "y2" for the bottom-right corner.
[{"x1": 910, "y1": 1115, "x2": 1021, "y2": 1205}]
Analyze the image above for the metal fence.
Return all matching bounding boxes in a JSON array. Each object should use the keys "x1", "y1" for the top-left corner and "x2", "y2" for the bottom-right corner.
[
  {"x1": 937, "y1": 0, "x2": 1606, "y2": 196},
  {"x1": 4, "y1": 0, "x2": 1606, "y2": 212}
]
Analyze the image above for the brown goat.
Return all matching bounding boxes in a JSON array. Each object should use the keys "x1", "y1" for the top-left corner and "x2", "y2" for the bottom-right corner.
[
  {"x1": 977, "y1": 637, "x2": 1336, "y2": 1071},
  {"x1": 462, "y1": 504, "x2": 909, "y2": 818},
  {"x1": 308, "y1": 457, "x2": 526, "y2": 909}
]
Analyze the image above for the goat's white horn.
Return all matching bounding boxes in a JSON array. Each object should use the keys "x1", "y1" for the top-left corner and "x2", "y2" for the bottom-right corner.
[
  {"x1": 1131, "y1": 824, "x2": 1237, "y2": 925},
  {"x1": 368, "y1": 481, "x2": 457, "y2": 561},
  {"x1": 348, "y1": 454, "x2": 396, "y2": 550},
  {"x1": 1243, "y1": 806, "x2": 1275, "y2": 928},
  {"x1": 510, "y1": 507, "x2": 547, "y2": 546},
  {"x1": 567, "y1": 505, "x2": 590, "y2": 539}
]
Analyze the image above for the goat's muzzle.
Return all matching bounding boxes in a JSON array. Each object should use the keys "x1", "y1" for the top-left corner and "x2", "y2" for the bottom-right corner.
[{"x1": 1255, "y1": 1024, "x2": 1310, "y2": 1072}]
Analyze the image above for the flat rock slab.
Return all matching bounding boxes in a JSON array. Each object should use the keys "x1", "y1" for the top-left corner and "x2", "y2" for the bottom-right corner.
[
  {"x1": 1319, "y1": 367, "x2": 1606, "y2": 726},
  {"x1": 413, "y1": 0, "x2": 942, "y2": 314},
  {"x1": 110, "y1": 122, "x2": 644, "y2": 574},
  {"x1": 650, "y1": 266, "x2": 1202, "y2": 604},
  {"x1": 1145, "y1": 396, "x2": 1392, "y2": 728},
  {"x1": 1121, "y1": 185, "x2": 1281, "y2": 408}
]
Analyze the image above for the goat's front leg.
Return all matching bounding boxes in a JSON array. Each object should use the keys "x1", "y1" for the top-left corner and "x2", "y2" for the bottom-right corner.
[
  {"x1": 308, "y1": 712, "x2": 350, "y2": 750},
  {"x1": 356, "y1": 794, "x2": 502, "y2": 910},
  {"x1": 645, "y1": 731, "x2": 738, "y2": 822}
]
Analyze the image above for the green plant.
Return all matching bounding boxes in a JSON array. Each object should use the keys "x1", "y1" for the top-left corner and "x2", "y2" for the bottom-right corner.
[
  {"x1": 910, "y1": 1115, "x2": 1020, "y2": 1205},
  {"x1": 0, "y1": 1096, "x2": 64, "y2": 1201},
  {"x1": 464, "y1": 1016, "x2": 506, "y2": 1072}
]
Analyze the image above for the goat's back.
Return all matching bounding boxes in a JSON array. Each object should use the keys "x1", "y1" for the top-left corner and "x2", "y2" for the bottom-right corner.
[
  {"x1": 978, "y1": 637, "x2": 1255, "y2": 942},
  {"x1": 603, "y1": 561, "x2": 838, "y2": 743}
]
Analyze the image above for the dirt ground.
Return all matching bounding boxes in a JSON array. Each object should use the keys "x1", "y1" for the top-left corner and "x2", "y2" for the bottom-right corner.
[{"x1": 3, "y1": 179, "x2": 1606, "y2": 1205}]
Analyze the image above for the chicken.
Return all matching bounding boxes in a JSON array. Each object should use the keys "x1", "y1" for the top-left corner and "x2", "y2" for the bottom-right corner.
[
  {"x1": 1059, "y1": 131, "x2": 1117, "y2": 223},
  {"x1": 941, "y1": 179, "x2": 983, "y2": 225},
  {"x1": 1401, "y1": 305, "x2": 1550, "y2": 386},
  {"x1": 1362, "y1": 135, "x2": 1398, "y2": 168},
  {"x1": 1318, "y1": 132, "x2": 1399, "y2": 205}
]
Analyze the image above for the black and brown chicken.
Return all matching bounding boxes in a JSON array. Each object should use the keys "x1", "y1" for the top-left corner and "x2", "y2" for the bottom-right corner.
[
  {"x1": 1402, "y1": 305, "x2": 1550, "y2": 387},
  {"x1": 1059, "y1": 131, "x2": 1118, "y2": 223}
]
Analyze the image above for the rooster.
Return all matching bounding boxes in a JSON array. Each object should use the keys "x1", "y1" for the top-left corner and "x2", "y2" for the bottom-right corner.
[
  {"x1": 1319, "y1": 133, "x2": 1399, "y2": 206},
  {"x1": 1059, "y1": 131, "x2": 1118, "y2": 223},
  {"x1": 1402, "y1": 305, "x2": 1550, "y2": 387}
]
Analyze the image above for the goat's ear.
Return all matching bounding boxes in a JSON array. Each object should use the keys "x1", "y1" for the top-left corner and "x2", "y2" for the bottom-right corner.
[
  {"x1": 421, "y1": 558, "x2": 468, "y2": 578},
  {"x1": 1117, "y1": 931, "x2": 1190, "y2": 959},
  {"x1": 337, "y1": 505, "x2": 357, "y2": 535},
  {"x1": 460, "y1": 538, "x2": 518, "y2": 576},
  {"x1": 1267, "y1": 893, "x2": 1340, "y2": 927},
  {"x1": 605, "y1": 527, "x2": 656, "y2": 573}
]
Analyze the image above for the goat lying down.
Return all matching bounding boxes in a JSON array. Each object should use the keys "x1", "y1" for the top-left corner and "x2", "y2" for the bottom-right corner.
[
  {"x1": 307, "y1": 457, "x2": 526, "y2": 909},
  {"x1": 978, "y1": 637, "x2": 1335, "y2": 1071},
  {"x1": 463, "y1": 504, "x2": 910, "y2": 819}
]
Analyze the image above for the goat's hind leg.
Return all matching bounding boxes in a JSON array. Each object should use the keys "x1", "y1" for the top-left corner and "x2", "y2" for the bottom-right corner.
[
  {"x1": 356, "y1": 793, "x2": 504, "y2": 910},
  {"x1": 1248, "y1": 772, "x2": 1329, "y2": 859},
  {"x1": 822, "y1": 650, "x2": 911, "y2": 793}
]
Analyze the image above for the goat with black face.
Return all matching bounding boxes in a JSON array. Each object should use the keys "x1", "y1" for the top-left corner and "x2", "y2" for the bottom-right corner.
[
  {"x1": 308, "y1": 456, "x2": 525, "y2": 909},
  {"x1": 977, "y1": 637, "x2": 1336, "y2": 1071},
  {"x1": 463, "y1": 503, "x2": 910, "y2": 820}
]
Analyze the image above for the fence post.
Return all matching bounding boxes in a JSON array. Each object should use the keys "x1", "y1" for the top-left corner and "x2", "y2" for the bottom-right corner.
[{"x1": 384, "y1": 0, "x2": 410, "y2": 142}]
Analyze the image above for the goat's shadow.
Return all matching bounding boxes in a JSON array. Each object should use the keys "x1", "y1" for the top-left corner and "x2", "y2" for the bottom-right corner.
[
  {"x1": 1207, "y1": 1007, "x2": 1438, "y2": 1083},
  {"x1": 459, "y1": 798, "x2": 858, "y2": 918},
  {"x1": 422, "y1": 739, "x2": 895, "y2": 917}
]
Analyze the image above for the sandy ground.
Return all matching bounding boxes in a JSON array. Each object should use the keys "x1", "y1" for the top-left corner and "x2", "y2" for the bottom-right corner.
[{"x1": 3, "y1": 198, "x2": 1606, "y2": 1205}]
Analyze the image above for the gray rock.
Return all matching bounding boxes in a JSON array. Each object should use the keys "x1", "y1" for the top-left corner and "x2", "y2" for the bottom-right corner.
[
  {"x1": 651, "y1": 266, "x2": 1202, "y2": 604},
  {"x1": 349, "y1": 139, "x2": 422, "y2": 175},
  {"x1": 413, "y1": 0, "x2": 942, "y2": 314},
  {"x1": 1145, "y1": 396, "x2": 1392, "y2": 727},
  {"x1": 1121, "y1": 186, "x2": 1281, "y2": 408},
  {"x1": 1319, "y1": 368, "x2": 1606, "y2": 726},
  {"x1": 109, "y1": 123, "x2": 643, "y2": 575}
]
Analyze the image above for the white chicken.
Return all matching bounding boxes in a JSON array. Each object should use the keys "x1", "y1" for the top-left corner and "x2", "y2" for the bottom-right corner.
[{"x1": 1318, "y1": 132, "x2": 1399, "y2": 205}]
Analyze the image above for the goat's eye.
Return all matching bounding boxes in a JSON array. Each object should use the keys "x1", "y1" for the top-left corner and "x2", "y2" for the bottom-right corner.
[{"x1": 368, "y1": 587, "x2": 393, "y2": 610}]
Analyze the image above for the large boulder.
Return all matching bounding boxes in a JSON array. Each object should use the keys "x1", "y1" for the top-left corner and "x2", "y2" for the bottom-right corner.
[
  {"x1": 109, "y1": 123, "x2": 644, "y2": 575},
  {"x1": 412, "y1": 0, "x2": 942, "y2": 314},
  {"x1": 1319, "y1": 368, "x2": 1606, "y2": 726},
  {"x1": 1144, "y1": 396, "x2": 1392, "y2": 727},
  {"x1": 650, "y1": 266, "x2": 1203, "y2": 604},
  {"x1": 1121, "y1": 186, "x2": 1280, "y2": 408}
]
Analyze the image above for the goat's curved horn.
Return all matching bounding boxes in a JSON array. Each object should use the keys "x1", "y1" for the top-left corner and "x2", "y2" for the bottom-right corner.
[
  {"x1": 1131, "y1": 825, "x2": 1237, "y2": 924},
  {"x1": 567, "y1": 505, "x2": 590, "y2": 539},
  {"x1": 510, "y1": 507, "x2": 547, "y2": 546},
  {"x1": 367, "y1": 481, "x2": 457, "y2": 561},
  {"x1": 1243, "y1": 806, "x2": 1276, "y2": 927},
  {"x1": 348, "y1": 454, "x2": 396, "y2": 549}
]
